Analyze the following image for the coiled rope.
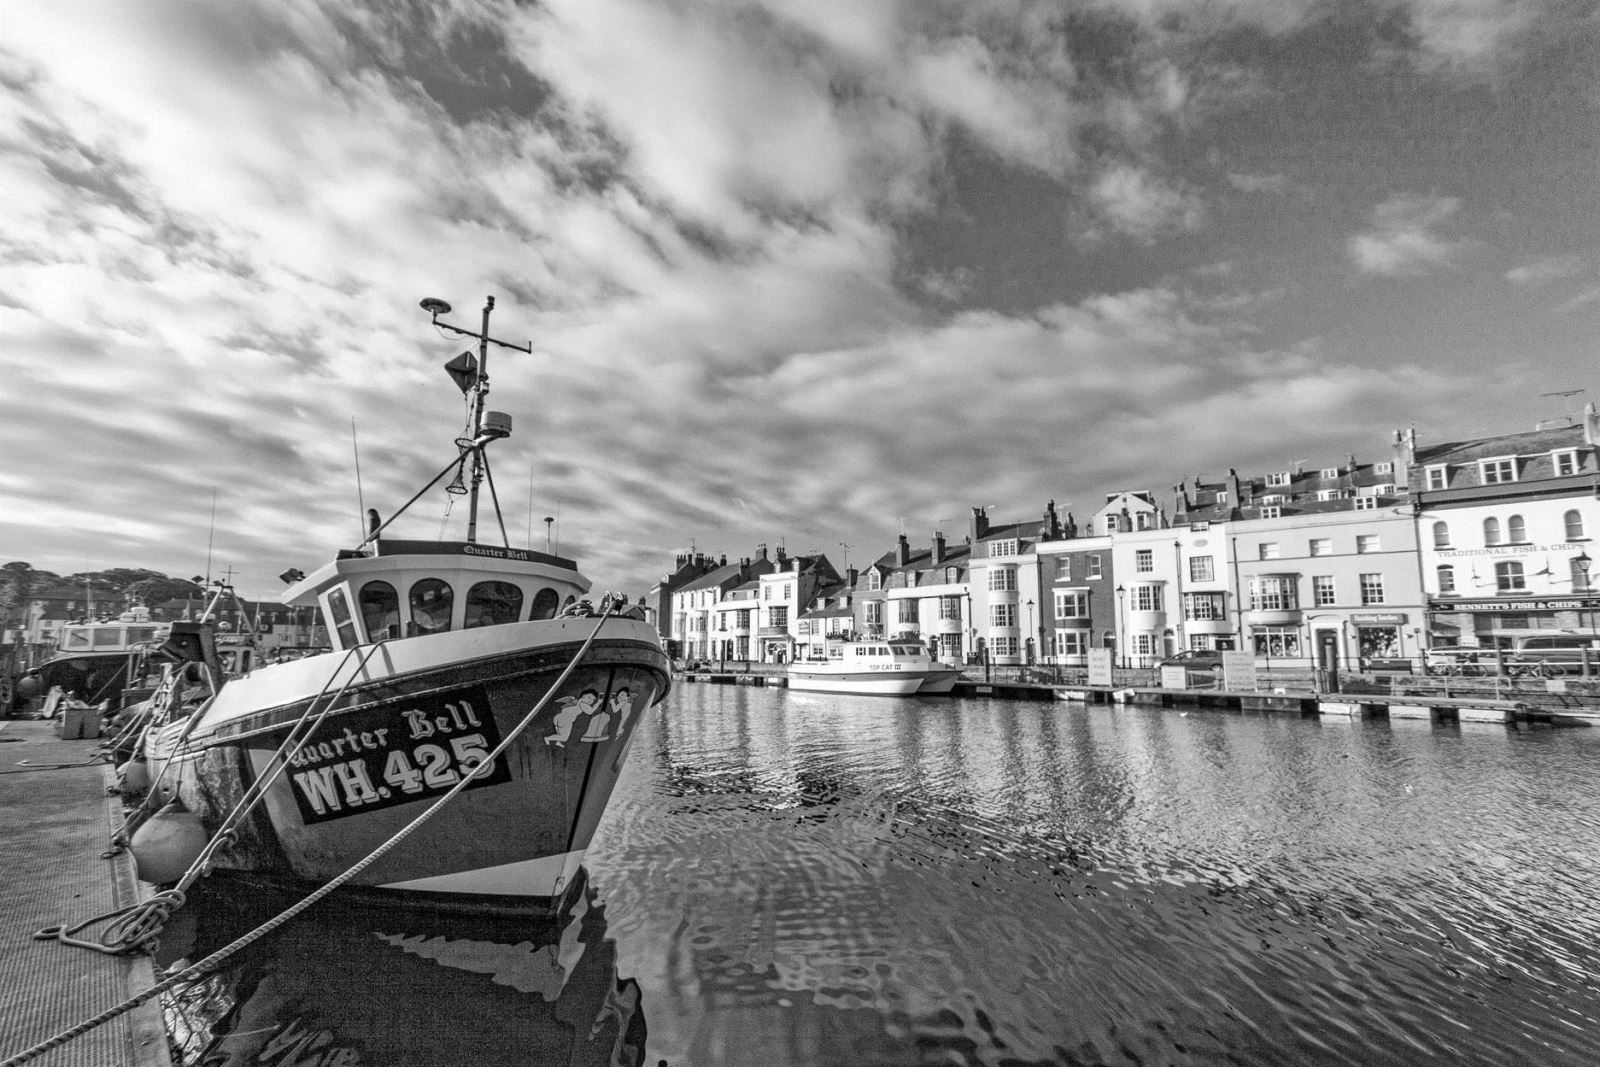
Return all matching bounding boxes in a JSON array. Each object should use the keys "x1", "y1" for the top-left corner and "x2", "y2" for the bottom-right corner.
[{"x1": 2, "y1": 603, "x2": 619, "y2": 1067}]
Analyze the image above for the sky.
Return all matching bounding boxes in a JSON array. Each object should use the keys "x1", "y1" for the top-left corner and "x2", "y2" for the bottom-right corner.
[{"x1": 2, "y1": 0, "x2": 1598, "y2": 603}]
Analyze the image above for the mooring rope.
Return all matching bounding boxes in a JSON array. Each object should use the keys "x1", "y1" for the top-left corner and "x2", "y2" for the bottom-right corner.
[{"x1": 2, "y1": 604, "x2": 621, "y2": 1067}]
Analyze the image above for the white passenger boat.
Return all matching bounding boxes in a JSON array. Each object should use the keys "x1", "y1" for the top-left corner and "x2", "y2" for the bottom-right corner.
[
  {"x1": 786, "y1": 638, "x2": 960, "y2": 696},
  {"x1": 137, "y1": 296, "x2": 669, "y2": 906}
]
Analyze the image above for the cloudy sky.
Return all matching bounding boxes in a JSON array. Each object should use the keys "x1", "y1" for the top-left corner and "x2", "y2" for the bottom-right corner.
[{"x1": 3, "y1": 1, "x2": 1597, "y2": 602}]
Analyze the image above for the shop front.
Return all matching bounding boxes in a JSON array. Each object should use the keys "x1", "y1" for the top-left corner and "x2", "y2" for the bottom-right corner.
[{"x1": 1427, "y1": 595, "x2": 1600, "y2": 646}]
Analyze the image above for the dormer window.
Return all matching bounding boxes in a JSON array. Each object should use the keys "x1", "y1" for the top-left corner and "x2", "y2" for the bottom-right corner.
[
  {"x1": 867, "y1": 570, "x2": 882, "y2": 591},
  {"x1": 989, "y1": 539, "x2": 1018, "y2": 557},
  {"x1": 1480, "y1": 457, "x2": 1517, "y2": 484},
  {"x1": 1320, "y1": 467, "x2": 1340, "y2": 480},
  {"x1": 1266, "y1": 472, "x2": 1290, "y2": 487},
  {"x1": 1260, "y1": 505, "x2": 1282, "y2": 519},
  {"x1": 1375, "y1": 462, "x2": 1393, "y2": 475},
  {"x1": 1425, "y1": 465, "x2": 1448, "y2": 490},
  {"x1": 1553, "y1": 450, "x2": 1579, "y2": 476}
]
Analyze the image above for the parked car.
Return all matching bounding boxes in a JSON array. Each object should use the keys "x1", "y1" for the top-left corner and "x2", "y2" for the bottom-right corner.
[{"x1": 1157, "y1": 649, "x2": 1226, "y2": 674}]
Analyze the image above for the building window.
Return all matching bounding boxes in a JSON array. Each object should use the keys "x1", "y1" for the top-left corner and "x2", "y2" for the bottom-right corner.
[
  {"x1": 1321, "y1": 467, "x2": 1340, "y2": 480},
  {"x1": 897, "y1": 600, "x2": 918, "y2": 623},
  {"x1": 1309, "y1": 538, "x2": 1331, "y2": 557},
  {"x1": 1507, "y1": 515, "x2": 1526, "y2": 543},
  {"x1": 1480, "y1": 458, "x2": 1517, "y2": 484},
  {"x1": 1133, "y1": 634, "x2": 1160, "y2": 656},
  {"x1": 1088, "y1": 555, "x2": 1103, "y2": 579},
  {"x1": 1359, "y1": 484, "x2": 1394, "y2": 498},
  {"x1": 1356, "y1": 535, "x2": 1379, "y2": 553},
  {"x1": 1553, "y1": 450, "x2": 1578, "y2": 476},
  {"x1": 1135, "y1": 549, "x2": 1153, "y2": 573},
  {"x1": 1483, "y1": 518, "x2": 1502, "y2": 546},
  {"x1": 989, "y1": 567, "x2": 1017, "y2": 592},
  {"x1": 1437, "y1": 565, "x2": 1456, "y2": 595},
  {"x1": 1056, "y1": 630, "x2": 1087, "y2": 657},
  {"x1": 768, "y1": 606, "x2": 788, "y2": 628},
  {"x1": 1312, "y1": 576, "x2": 1335, "y2": 606},
  {"x1": 1567, "y1": 510, "x2": 1586, "y2": 540},
  {"x1": 1267, "y1": 471, "x2": 1290, "y2": 486},
  {"x1": 990, "y1": 603, "x2": 1017, "y2": 627},
  {"x1": 1215, "y1": 491, "x2": 1228, "y2": 504},
  {"x1": 1131, "y1": 584, "x2": 1163, "y2": 612},
  {"x1": 1260, "y1": 506, "x2": 1282, "y2": 519},
  {"x1": 1055, "y1": 558, "x2": 1071, "y2": 580},
  {"x1": 1359, "y1": 573, "x2": 1385, "y2": 605},
  {"x1": 1425, "y1": 465, "x2": 1448, "y2": 490},
  {"x1": 990, "y1": 636, "x2": 1018, "y2": 657},
  {"x1": 1375, "y1": 462, "x2": 1393, "y2": 475},
  {"x1": 1183, "y1": 592, "x2": 1225, "y2": 620},
  {"x1": 1495, "y1": 561, "x2": 1525, "y2": 592},
  {"x1": 1250, "y1": 576, "x2": 1296, "y2": 611},
  {"x1": 989, "y1": 539, "x2": 1018, "y2": 558},
  {"x1": 1259, "y1": 543, "x2": 1280, "y2": 560},
  {"x1": 1055, "y1": 591, "x2": 1089, "y2": 617},
  {"x1": 939, "y1": 596, "x2": 962, "y2": 621},
  {"x1": 1252, "y1": 626, "x2": 1302, "y2": 658},
  {"x1": 1189, "y1": 556, "x2": 1214, "y2": 581},
  {"x1": 1354, "y1": 497, "x2": 1377, "y2": 511},
  {"x1": 865, "y1": 601, "x2": 882, "y2": 628},
  {"x1": 867, "y1": 570, "x2": 881, "y2": 591},
  {"x1": 1432, "y1": 521, "x2": 1450, "y2": 548},
  {"x1": 1136, "y1": 512, "x2": 1153, "y2": 531}
]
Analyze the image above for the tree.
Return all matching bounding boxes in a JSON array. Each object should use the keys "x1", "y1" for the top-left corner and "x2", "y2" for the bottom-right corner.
[{"x1": 127, "y1": 576, "x2": 205, "y2": 606}]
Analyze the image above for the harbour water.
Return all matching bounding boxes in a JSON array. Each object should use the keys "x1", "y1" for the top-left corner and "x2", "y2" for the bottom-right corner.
[{"x1": 164, "y1": 684, "x2": 1600, "y2": 1065}]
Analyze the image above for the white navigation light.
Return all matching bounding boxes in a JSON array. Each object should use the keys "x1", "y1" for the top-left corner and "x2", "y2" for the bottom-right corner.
[{"x1": 419, "y1": 297, "x2": 452, "y2": 315}]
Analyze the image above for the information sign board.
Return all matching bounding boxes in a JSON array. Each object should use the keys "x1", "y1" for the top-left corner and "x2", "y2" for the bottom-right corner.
[
  {"x1": 1087, "y1": 648, "x2": 1113, "y2": 688},
  {"x1": 1221, "y1": 650, "x2": 1256, "y2": 691}
]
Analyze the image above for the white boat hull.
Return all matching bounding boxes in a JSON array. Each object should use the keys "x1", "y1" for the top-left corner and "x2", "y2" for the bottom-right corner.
[{"x1": 786, "y1": 670, "x2": 927, "y2": 696}]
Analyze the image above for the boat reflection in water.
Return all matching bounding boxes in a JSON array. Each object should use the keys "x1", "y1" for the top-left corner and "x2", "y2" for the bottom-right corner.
[{"x1": 155, "y1": 874, "x2": 646, "y2": 1067}]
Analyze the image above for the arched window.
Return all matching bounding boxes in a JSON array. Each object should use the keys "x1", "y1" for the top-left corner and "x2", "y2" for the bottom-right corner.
[
  {"x1": 1566, "y1": 510, "x2": 1586, "y2": 540},
  {"x1": 1483, "y1": 517, "x2": 1501, "y2": 546},
  {"x1": 528, "y1": 588, "x2": 561, "y2": 620},
  {"x1": 465, "y1": 581, "x2": 523, "y2": 628},
  {"x1": 358, "y1": 581, "x2": 400, "y2": 640},
  {"x1": 1432, "y1": 521, "x2": 1450, "y2": 549},
  {"x1": 1508, "y1": 514, "x2": 1526, "y2": 543},
  {"x1": 1436, "y1": 565, "x2": 1455, "y2": 595},
  {"x1": 408, "y1": 578, "x2": 453, "y2": 635}
]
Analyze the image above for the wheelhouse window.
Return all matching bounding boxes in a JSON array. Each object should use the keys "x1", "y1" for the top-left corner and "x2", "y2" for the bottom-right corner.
[
  {"x1": 465, "y1": 581, "x2": 523, "y2": 628},
  {"x1": 528, "y1": 587, "x2": 560, "y2": 620},
  {"x1": 326, "y1": 586, "x2": 360, "y2": 648},
  {"x1": 409, "y1": 578, "x2": 454, "y2": 635},
  {"x1": 359, "y1": 580, "x2": 400, "y2": 640}
]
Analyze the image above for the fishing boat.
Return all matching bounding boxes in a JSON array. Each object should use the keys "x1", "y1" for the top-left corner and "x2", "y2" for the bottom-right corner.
[
  {"x1": 15, "y1": 606, "x2": 167, "y2": 706},
  {"x1": 138, "y1": 296, "x2": 670, "y2": 906},
  {"x1": 785, "y1": 637, "x2": 960, "y2": 696}
]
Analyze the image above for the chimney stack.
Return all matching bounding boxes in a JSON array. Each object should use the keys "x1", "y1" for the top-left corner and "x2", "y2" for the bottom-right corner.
[
  {"x1": 896, "y1": 534, "x2": 910, "y2": 567},
  {"x1": 932, "y1": 531, "x2": 946, "y2": 564}
]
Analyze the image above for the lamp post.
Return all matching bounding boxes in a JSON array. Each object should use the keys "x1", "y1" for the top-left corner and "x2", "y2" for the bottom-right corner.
[
  {"x1": 1115, "y1": 584, "x2": 1127, "y2": 669},
  {"x1": 1025, "y1": 598, "x2": 1035, "y2": 667},
  {"x1": 1578, "y1": 551, "x2": 1593, "y2": 677}
]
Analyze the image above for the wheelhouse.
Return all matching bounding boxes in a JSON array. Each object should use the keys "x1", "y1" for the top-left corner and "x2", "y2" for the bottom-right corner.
[{"x1": 281, "y1": 538, "x2": 591, "y2": 653}]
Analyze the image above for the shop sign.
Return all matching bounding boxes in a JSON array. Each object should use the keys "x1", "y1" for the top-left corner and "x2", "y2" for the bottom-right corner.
[
  {"x1": 1434, "y1": 542, "x2": 1587, "y2": 559},
  {"x1": 1351, "y1": 613, "x2": 1407, "y2": 626},
  {"x1": 1430, "y1": 598, "x2": 1600, "y2": 612}
]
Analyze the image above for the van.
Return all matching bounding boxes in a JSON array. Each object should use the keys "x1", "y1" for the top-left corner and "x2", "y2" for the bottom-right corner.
[{"x1": 1501, "y1": 633, "x2": 1599, "y2": 677}]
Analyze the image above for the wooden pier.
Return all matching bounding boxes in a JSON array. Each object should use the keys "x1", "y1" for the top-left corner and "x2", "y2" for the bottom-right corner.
[{"x1": 0, "y1": 719, "x2": 171, "y2": 1067}]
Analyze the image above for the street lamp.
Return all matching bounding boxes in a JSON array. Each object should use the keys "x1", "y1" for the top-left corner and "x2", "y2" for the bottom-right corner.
[
  {"x1": 1115, "y1": 584, "x2": 1127, "y2": 669},
  {"x1": 1025, "y1": 598, "x2": 1035, "y2": 666},
  {"x1": 1576, "y1": 549, "x2": 1593, "y2": 588}
]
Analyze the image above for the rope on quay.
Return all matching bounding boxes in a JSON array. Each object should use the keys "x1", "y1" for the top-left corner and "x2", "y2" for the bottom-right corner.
[{"x1": 2, "y1": 601, "x2": 621, "y2": 1067}]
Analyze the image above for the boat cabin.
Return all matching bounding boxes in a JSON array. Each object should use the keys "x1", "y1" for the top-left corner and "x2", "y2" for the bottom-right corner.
[
  {"x1": 836, "y1": 639, "x2": 930, "y2": 662},
  {"x1": 281, "y1": 538, "x2": 591, "y2": 653},
  {"x1": 53, "y1": 608, "x2": 166, "y2": 656}
]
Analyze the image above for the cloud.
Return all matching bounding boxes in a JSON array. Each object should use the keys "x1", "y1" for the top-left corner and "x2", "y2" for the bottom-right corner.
[
  {"x1": 1347, "y1": 193, "x2": 1467, "y2": 276},
  {"x1": 1505, "y1": 254, "x2": 1587, "y2": 287},
  {"x1": 1089, "y1": 163, "x2": 1206, "y2": 241}
]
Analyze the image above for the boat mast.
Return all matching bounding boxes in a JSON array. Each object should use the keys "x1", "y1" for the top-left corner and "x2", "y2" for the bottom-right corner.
[{"x1": 420, "y1": 296, "x2": 532, "y2": 543}]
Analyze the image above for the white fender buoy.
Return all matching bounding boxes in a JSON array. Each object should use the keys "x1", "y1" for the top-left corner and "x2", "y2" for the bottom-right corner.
[
  {"x1": 130, "y1": 800, "x2": 208, "y2": 885},
  {"x1": 119, "y1": 758, "x2": 151, "y2": 794}
]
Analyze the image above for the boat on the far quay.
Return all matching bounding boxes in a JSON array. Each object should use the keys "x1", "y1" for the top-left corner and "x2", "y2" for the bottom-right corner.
[
  {"x1": 129, "y1": 295, "x2": 670, "y2": 909},
  {"x1": 785, "y1": 637, "x2": 961, "y2": 696}
]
